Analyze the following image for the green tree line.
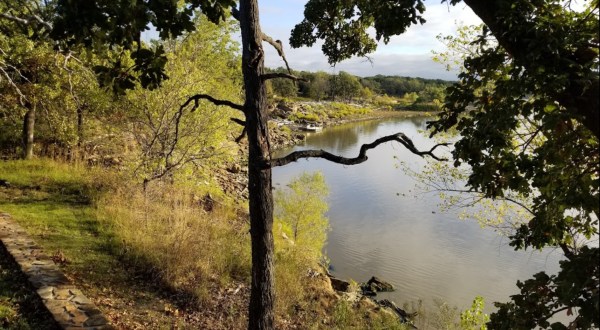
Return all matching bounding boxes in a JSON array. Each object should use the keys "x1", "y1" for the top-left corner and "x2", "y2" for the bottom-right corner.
[{"x1": 265, "y1": 67, "x2": 451, "y2": 102}]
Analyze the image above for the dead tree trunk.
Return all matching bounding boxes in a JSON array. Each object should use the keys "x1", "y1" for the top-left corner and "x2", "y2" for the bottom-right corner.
[
  {"x1": 239, "y1": 0, "x2": 275, "y2": 329},
  {"x1": 22, "y1": 101, "x2": 35, "y2": 160}
]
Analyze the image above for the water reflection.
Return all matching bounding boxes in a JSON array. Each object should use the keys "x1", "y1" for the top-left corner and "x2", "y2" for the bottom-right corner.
[{"x1": 272, "y1": 117, "x2": 562, "y2": 312}]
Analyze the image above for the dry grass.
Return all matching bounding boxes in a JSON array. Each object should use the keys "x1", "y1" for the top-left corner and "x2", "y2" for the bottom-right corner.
[{"x1": 97, "y1": 182, "x2": 251, "y2": 307}]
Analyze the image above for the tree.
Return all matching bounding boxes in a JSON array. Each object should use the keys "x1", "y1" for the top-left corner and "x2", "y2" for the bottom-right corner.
[
  {"x1": 330, "y1": 71, "x2": 363, "y2": 101},
  {"x1": 274, "y1": 171, "x2": 329, "y2": 258},
  {"x1": 291, "y1": 0, "x2": 598, "y2": 328},
  {"x1": 46, "y1": 1, "x2": 446, "y2": 329},
  {"x1": 0, "y1": 1, "x2": 53, "y2": 159},
  {"x1": 125, "y1": 17, "x2": 242, "y2": 186},
  {"x1": 266, "y1": 67, "x2": 298, "y2": 98},
  {"x1": 306, "y1": 71, "x2": 330, "y2": 101}
]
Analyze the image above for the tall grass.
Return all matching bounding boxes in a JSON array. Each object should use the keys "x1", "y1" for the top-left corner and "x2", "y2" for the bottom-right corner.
[{"x1": 97, "y1": 182, "x2": 251, "y2": 306}]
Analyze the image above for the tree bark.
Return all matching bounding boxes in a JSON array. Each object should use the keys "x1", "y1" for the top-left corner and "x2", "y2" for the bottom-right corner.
[
  {"x1": 22, "y1": 102, "x2": 35, "y2": 160},
  {"x1": 77, "y1": 104, "x2": 84, "y2": 148},
  {"x1": 239, "y1": 0, "x2": 275, "y2": 329}
]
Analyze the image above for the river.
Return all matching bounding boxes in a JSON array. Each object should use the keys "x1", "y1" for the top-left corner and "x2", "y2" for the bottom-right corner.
[{"x1": 272, "y1": 116, "x2": 563, "y2": 313}]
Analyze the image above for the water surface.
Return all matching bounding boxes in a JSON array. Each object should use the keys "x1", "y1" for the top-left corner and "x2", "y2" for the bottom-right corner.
[{"x1": 272, "y1": 117, "x2": 562, "y2": 312}]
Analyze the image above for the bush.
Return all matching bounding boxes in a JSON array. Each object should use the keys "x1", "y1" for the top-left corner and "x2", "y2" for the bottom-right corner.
[{"x1": 273, "y1": 172, "x2": 330, "y2": 316}]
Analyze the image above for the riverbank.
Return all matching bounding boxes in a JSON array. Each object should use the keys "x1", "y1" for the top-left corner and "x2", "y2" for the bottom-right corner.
[
  {"x1": 0, "y1": 159, "x2": 417, "y2": 329},
  {"x1": 268, "y1": 99, "x2": 438, "y2": 150}
]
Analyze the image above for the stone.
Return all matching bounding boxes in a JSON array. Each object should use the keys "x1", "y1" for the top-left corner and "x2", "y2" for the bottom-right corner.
[
  {"x1": 70, "y1": 309, "x2": 89, "y2": 324},
  {"x1": 366, "y1": 276, "x2": 395, "y2": 292},
  {"x1": 53, "y1": 287, "x2": 74, "y2": 300},
  {"x1": 37, "y1": 286, "x2": 55, "y2": 300},
  {"x1": 1, "y1": 214, "x2": 113, "y2": 329},
  {"x1": 329, "y1": 277, "x2": 351, "y2": 292},
  {"x1": 72, "y1": 295, "x2": 93, "y2": 306}
]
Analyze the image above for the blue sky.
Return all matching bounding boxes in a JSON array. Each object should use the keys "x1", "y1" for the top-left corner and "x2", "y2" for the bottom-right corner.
[
  {"x1": 257, "y1": 0, "x2": 483, "y2": 80},
  {"x1": 144, "y1": 1, "x2": 483, "y2": 79}
]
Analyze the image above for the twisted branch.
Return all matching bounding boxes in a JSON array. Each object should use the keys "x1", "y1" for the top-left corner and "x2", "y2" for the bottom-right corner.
[
  {"x1": 267, "y1": 133, "x2": 449, "y2": 168},
  {"x1": 180, "y1": 94, "x2": 244, "y2": 113}
]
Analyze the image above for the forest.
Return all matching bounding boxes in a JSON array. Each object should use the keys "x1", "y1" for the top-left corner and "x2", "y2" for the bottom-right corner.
[{"x1": 0, "y1": 0, "x2": 598, "y2": 330}]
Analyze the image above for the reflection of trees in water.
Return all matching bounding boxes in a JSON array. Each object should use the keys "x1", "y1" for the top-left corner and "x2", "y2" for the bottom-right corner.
[
  {"x1": 304, "y1": 123, "x2": 360, "y2": 152},
  {"x1": 303, "y1": 117, "x2": 432, "y2": 154},
  {"x1": 404, "y1": 116, "x2": 430, "y2": 129}
]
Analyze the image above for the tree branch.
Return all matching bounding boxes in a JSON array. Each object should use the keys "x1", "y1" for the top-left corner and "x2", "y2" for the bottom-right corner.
[
  {"x1": 267, "y1": 133, "x2": 449, "y2": 168},
  {"x1": 261, "y1": 72, "x2": 307, "y2": 82},
  {"x1": 230, "y1": 117, "x2": 246, "y2": 126},
  {"x1": 0, "y1": 12, "x2": 51, "y2": 30},
  {"x1": 261, "y1": 32, "x2": 292, "y2": 74},
  {"x1": 180, "y1": 94, "x2": 245, "y2": 113}
]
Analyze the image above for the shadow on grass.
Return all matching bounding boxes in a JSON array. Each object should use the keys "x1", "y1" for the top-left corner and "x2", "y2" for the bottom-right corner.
[
  {"x1": 0, "y1": 244, "x2": 60, "y2": 330},
  {"x1": 0, "y1": 184, "x2": 222, "y2": 321}
]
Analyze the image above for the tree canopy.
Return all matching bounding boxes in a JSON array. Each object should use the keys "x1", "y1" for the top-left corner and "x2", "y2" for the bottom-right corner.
[{"x1": 292, "y1": 0, "x2": 598, "y2": 328}]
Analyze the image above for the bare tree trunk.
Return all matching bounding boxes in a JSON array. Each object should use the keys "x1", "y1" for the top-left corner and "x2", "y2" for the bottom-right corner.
[
  {"x1": 239, "y1": 0, "x2": 275, "y2": 329},
  {"x1": 77, "y1": 104, "x2": 84, "y2": 148},
  {"x1": 22, "y1": 102, "x2": 35, "y2": 160}
]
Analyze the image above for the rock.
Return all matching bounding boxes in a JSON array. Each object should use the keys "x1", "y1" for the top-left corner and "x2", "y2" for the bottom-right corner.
[
  {"x1": 366, "y1": 276, "x2": 394, "y2": 292},
  {"x1": 377, "y1": 299, "x2": 418, "y2": 327},
  {"x1": 361, "y1": 289, "x2": 377, "y2": 297},
  {"x1": 329, "y1": 277, "x2": 351, "y2": 292}
]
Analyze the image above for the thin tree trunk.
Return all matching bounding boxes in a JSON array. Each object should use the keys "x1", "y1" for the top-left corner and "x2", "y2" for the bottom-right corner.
[
  {"x1": 22, "y1": 102, "x2": 35, "y2": 160},
  {"x1": 239, "y1": 0, "x2": 275, "y2": 329},
  {"x1": 77, "y1": 104, "x2": 84, "y2": 148}
]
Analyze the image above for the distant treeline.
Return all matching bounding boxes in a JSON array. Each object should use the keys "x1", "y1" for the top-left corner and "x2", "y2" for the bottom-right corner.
[{"x1": 265, "y1": 67, "x2": 454, "y2": 101}]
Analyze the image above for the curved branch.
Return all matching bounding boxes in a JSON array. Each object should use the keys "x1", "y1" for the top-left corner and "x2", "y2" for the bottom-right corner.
[
  {"x1": 267, "y1": 133, "x2": 449, "y2": 168},
  {"x1": 261, "y1": 72, "x2": 307, "y2": 81},
  {"x1": 180, "y1": 94, "x2": 245, "y2": 113},
  {"x1": 261, "y1": 32, "x2": 292, "y2": 74}
]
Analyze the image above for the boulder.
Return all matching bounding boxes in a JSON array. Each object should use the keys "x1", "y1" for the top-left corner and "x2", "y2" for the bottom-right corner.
[
  {"x1": 377, "y1": 299, "x2": 417, "y2": 328},
  {"x1": 329, "y1": 277, "x2": 351, "y2": 292},
  {"x1": 366, "y1": 276, "x2": 394, "y2": 292}
]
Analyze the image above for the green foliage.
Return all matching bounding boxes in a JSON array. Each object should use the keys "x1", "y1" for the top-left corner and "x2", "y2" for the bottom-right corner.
[
  {"x1": 490, "y1": 247, "x2": 599, "y2": 329},
  {"x1": 330, "y1": 71, "x2": 362, "y2": 101},
  {"x1": 361, "y1": 75, "x2": 452, "y2": 98},
  {"x1": 124, "y1": 17, "x2": 242, "y2": 185},
  {"x1": 426, "y1": 2, "x2": 599, "y2": 328},
  {"x1": 290, "y1": 0, "x2": 425, "y2": 64},
  {"x1": 50, "y1": 0, "x2": 237, "y2": 93},
  {"x1": 432, "y1": 24, "x2": 486, "y2": 73},
  {"x1": 460, "y1": 296, "x2": 489, "y2": 330},
  {"x1": 266, "y1": 67, "x2": 298, "y2": 98},
  {"x1": 274, "y1": 171, "x2": 329, "y2": 260},
  {"x1": 326, "y1": 102, "x2": 371, "y2": 119}
]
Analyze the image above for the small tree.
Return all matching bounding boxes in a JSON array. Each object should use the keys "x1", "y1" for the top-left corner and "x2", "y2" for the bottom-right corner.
[{"x1": 274, "y1": 171, "x2": 329, "y2": 258}]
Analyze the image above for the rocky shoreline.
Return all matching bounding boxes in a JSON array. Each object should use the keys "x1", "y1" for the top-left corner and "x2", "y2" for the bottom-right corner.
[{"x1": 328, "y1": 273, "x2": 418, "y2": 328}]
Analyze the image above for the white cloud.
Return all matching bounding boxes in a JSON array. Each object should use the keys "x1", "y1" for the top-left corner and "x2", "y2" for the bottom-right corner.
[{"x1": 260, "y1": 1, "x2": 482, "y2": 79}]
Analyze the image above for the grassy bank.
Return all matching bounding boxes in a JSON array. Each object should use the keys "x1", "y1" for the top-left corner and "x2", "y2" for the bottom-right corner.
[{"x1": 0, "y1": 159, "x2": 413, "y2": 329}]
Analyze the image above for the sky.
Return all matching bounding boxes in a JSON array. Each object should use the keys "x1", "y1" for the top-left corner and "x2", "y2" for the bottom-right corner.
[{"x1": 256, "y1": 0, "x2": 483, "y2": 80}]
